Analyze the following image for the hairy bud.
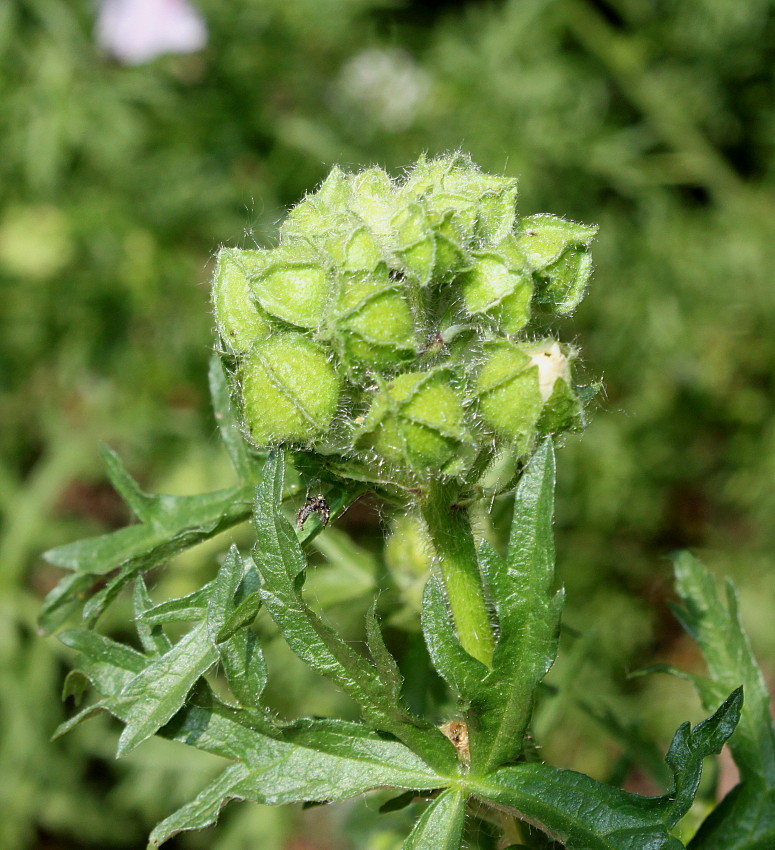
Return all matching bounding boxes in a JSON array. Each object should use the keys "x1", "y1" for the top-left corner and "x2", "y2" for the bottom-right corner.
[{"x1": 212, "y1": 154, "x2": 596, "y2": 493}]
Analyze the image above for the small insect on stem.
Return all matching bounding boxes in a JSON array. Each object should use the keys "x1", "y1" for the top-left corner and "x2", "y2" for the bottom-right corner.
[{"x1": 296, "y1": 495, "x2": 331, "y2": 529}]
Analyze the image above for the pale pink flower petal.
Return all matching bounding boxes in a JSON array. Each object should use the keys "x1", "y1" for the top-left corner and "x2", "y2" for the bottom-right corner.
[{"x1": 96, "y1": 0, "x2": 208, "y2": 65}]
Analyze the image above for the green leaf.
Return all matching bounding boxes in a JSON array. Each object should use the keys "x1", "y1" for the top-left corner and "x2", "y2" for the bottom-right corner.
[
  {"x1": 672, "y1": 553, "x2": 775, "y2": 783},
  {"x1": 471, "y1": 439, "x2": 563, "y2": 773},
  {"x1": 218, "y1": 627, "x2": 267, "y2": 706},
  {"x1": 40, "y1": 483, "x2": 257, "y2": 630},
  {"x1": 206, "y1": 546, "x2": 246, "y2": 642},
  {"x1": 421, "y1": 573, "x2": 489, "y2": 702},
  {"x1": 663, "y1": 688, "x2": 742, "y2": 826},
  {"x1": 133, "y1": 577, "x2": 172, "y2": 655},
  {"x1": 148, "y1": 719, "x2": 449, "y2": 847},
  {"x1": 138, "y1": 583, "x2": 213, "y2": 625},
  {"x1": 57, "y1": 629, "x2": 276, "y2": 757},
  {"x1": 365, "y1": 600, "x2": 403, "y2": 704},
  {"x1": 99, "y1": 444, "x2": 155, "y2": 522},
  {"x1": 59, "y1": 629, "x2": 146, "y2": 682},
  {"x1": 689, "y1": 782, "x2": 775, "y2": 849},
  {"x1": 209, "y1": 354, "x2": 256, "y2": 480},
  {"x1": 253, "y1": 452, "x2": 457, "y2": 775},
  {"x1": 666, "y1": 553, "x2": 775, "y2": 848},
  {"x1": 402, "y1": 789, "x2": 466, "y2": 850},
  {"x1": 116, "y1": 619, "x2": 219, "y2": 755},
  {"x1": 216, "y1": 589, "x2": 262, "y2": 643},
  {"x1": 469, "y1": 690, "x2": 741, "y2": 849}
]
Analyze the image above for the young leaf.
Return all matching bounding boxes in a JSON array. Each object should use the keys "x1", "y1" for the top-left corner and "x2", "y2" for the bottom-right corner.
[
  {"x1": 138, "y1": 583, "x2": 213, "y2": 625},
  {"x1": 214, "y1": 558, "x2": 263, "y2": 642},
  {"x1": 116, "y1": 619, "x2": 219, "y2": 755},
  {"x1": 40, "y1": 483, "x2": 257, "y2": 630},
  {"x1": 421, "y1": 573, "x2": 490, "y2": 702},
  {"x1": 133, "y1": 577, "x2": 172, "y2": 655},
  {"x1": 672, "y1": 553, "x2": 775, "y2": 782},
  {"x1": 471, "y1": 439, "x2": 564, "y2": 773},
  {"x1": 667, "y1": 553, "x2": 775, "y2": 849},
  {"x1": 402, "y1": 789, "x2": 466, "y2": 850},
  {"x1": 469, "y1": 689, "x2": 742, "y2": 849},
  {"x1": 206, "y1": 545, "x2": 245, "y2": 642},
  {"x1": 365, "y1": 600, "x2": 404, "y2": 704},
  {"x1": 99, "y1": 443, "x2": 155, "y2": 522},
  {"x1": 253, "y1": 452, "x2": 457, "y2": 775},
  {"x1": 218, "y1": 627, "x2": 267, "y2": 706}
]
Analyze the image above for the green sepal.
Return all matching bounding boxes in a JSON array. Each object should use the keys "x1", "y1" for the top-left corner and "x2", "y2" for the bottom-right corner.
[
  {"x1": 333, "y1": 260, "x2": 418, "y2": 371},
  {"x1": 401, "y1": 152, "x2": 518, "y2": 247},
  {"x1": 239, "y1": 333, "x2": 341, "y2": 446},
  {"x1": 476, "y1": 339, "x2": 580, "y2": 450},
  {"x1": 475, "y1": 339, "x2": 543, "y2": 450},
  {"x1": 391, "y1": 202, "x2": 437, "y2": 286},
  {"x1": 515, "y1": 214, "x2": 597, "y2": 270},
  {"x1": 355, "y1": 368, "x2": 473, "y2": 474},
  {"x1": 212, "y1": 248, "x2": 273, "y2": 353},
  {"x1": 280, "y1": 165, "x2": 352, "y2": 241},
  {"x1": 515, "y1": 214, "x2": 597, "y2": 314},
  {"x1": 348, "y1": 167, "x2": 400, "y2": 241},
  {"x1": 459, "y1": 238, "x2": 533, "y2": 333},
  {"x1": 247, "y1": 243, "x2": 331, "y2": 329}
]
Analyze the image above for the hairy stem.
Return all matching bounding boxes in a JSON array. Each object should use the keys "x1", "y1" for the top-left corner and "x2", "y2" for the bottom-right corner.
[{"x1": 420, "y1": 481, "x2": 495, "y2": 667}]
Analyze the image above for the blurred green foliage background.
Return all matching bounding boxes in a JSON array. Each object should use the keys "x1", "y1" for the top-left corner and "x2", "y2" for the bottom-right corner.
[{"x1": 1, "y1": 0, "x2": 774, "y2": 847}]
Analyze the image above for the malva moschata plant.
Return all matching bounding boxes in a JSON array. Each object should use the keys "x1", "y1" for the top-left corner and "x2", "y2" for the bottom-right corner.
[{"x1": 43, "y1": 154, "x2": 775, "y2": 849}]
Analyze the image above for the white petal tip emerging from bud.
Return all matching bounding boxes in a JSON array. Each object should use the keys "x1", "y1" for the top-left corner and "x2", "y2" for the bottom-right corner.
[{"x1": 529, "y1": 342, "x2": 570, "y2": 402}]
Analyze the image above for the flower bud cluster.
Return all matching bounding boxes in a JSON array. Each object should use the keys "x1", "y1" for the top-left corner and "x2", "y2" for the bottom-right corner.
[{"x1": 212, "y1": 153, "x2": 596, "y2": 491}]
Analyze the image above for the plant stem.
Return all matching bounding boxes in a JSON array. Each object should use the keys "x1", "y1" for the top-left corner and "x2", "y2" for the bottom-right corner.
[{"x1": 420, "y1": 480, "x2": 495, "y2": 668}]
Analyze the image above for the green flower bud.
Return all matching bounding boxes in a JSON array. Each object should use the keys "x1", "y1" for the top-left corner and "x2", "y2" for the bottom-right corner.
[
  {"x1": 390, "y1": 202, "x2": 436, "y2": 286},
  {"x1": 248, "y1": 244, "x2": 330, "y2": 329},
  {"x1": 401, "y1": 152, "x2": 519, "y2": 246},
  {"x1": 348, "y1": 168, "x2": 399, "y2": 241},
  {"x1": 515, "y1": 214, "x2": 597, "y2": 314},
  {"x1": 459, "y1": 236, "x2": 533, "y2": 333},
  {"x1": 212, "y1": 248, "x2": 272, "y2": 354},
  {"x1": 324, "y1": 221, "x2": 384, "y2": 274},
  {"x1": 355, "y1": 369, "x2": 472, "y2": 474},
  {"x1": 280, "y1": 166, "x2": 352, "y2": 241},
  {"x1": 333, "y1": 261, "x2": 417, "y2": 372},
  {"x1": 390, "y1": 198, "x2": 471, "y2": 285},
  {"x1": 240, "y1": 333, "x2": 341, "y2": 445},
  {"x1": 212, "y1": 156, "x2": 597, "y2": 487},
  {"x1": 476, "y1": 338, "x2": 580, "y2": 452}
]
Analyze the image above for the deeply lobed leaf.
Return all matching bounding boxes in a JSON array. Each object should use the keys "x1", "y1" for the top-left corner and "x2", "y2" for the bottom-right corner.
[
  {"x1": 668, "y1": 553, "x2": 775, "y2": 848},
  {"x1": 470, "y1": 689, "x2": 741, "y2": 850}
]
